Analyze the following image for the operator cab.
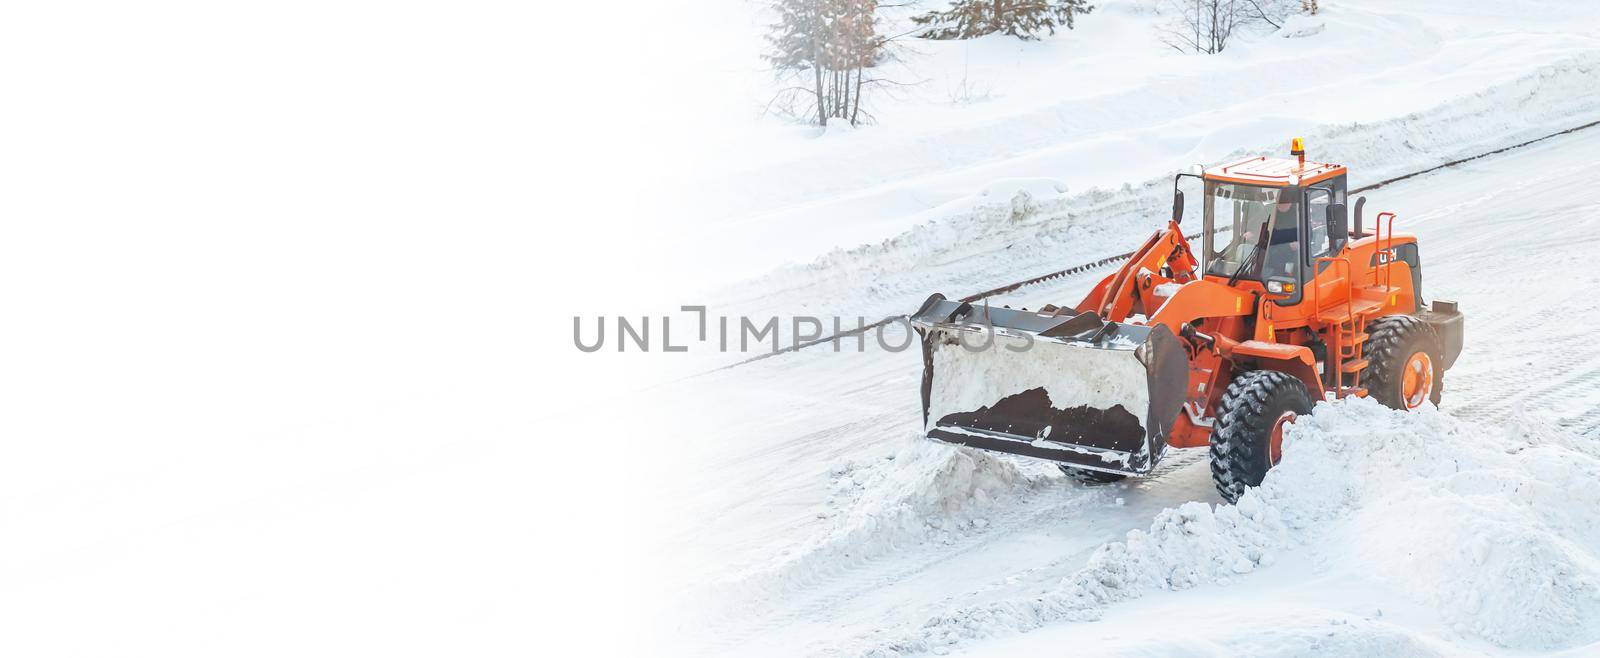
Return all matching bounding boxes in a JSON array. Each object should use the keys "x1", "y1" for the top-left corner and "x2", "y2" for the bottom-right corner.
[{"x1": 1197, "y1": 142, "x2": 1350, "y2": 304}]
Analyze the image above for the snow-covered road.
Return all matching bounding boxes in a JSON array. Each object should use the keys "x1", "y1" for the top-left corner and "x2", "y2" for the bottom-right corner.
[{"x1": 648, "y1": 116, "x2": 1600, "y2": 656}]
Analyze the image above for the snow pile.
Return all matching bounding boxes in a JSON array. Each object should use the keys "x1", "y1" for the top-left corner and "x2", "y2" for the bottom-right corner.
[
  {"x1": 821, "y1": 436, "x2": 1032, "y2": 545},
  {"x1": 697, "y1": 434, "x2": 1053, "y2": 618},
  {"x1": 1316, "y1": 410, "x2": 1600, "y2": 648},
  {"x1": 861, "y1": 398, "x2": 1600, "y2": 656},
  {"x1": 978, "y1": 178, "x2": 1070, "y2": 221},
  {"x1": 1278, "y1": 14, "x2": 1326, "y2": 39}
]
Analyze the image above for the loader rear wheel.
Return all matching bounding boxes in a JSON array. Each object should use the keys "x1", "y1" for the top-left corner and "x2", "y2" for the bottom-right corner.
[
  {"x1": 1058, "y1": 465, "x2": 1126, "y2": 484},
  {"x1": 1210, "y1": 370, "x2": 1313, "y2": 503},
  {"x1": 1364, "y1": 315, "x2": 1444, "y2": 410}
]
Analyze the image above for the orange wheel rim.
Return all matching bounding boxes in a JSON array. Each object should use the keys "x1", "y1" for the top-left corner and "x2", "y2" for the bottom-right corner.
[
  {"x1": 1401, "y1": 351, "x2": 1434, "y2": 409},
  {"x1": 1269, "y1": 411, "x2": 1296, "y2": 465}
]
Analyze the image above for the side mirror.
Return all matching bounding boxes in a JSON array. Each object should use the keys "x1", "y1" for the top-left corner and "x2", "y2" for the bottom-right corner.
[
  {"x1": 1327, "y1": 202, "x2": 1349, "y2": 251},
  {"x1": 1172, "y1": 190, "x2": 1185, "y2": 224}
]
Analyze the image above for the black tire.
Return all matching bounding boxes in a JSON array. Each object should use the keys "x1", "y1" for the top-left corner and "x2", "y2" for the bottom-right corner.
[
  {"x1": 1058, "y1": 465, "x2": 1126, "y2": 484},
  {"x1": 1364, "y1": 315, "x2": 1444, "y2": 410},
  {"x1": 1210, "y1": 370, "x2": 1313, "y2": 503}
]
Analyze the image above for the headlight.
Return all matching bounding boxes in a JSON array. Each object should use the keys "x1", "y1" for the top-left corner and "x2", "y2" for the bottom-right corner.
[{"x1": 1266, "y1": 281, "x2": 1285, "y2": 294}]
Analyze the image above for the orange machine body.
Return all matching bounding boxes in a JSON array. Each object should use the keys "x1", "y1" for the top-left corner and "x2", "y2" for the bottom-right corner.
[{"x1": 1074, "y1": 156, "x2": 1427, "y2": 449}]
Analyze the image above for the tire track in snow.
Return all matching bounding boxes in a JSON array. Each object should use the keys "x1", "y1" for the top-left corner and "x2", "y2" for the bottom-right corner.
[{"x1": 1405, "y1": 168, "x2": 1600, "y2": 432}]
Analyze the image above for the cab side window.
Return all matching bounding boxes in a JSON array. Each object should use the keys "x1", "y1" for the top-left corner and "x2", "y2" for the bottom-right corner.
[{"x1": 1306, "y1": 187, "x2": 1332, "y2": 260}]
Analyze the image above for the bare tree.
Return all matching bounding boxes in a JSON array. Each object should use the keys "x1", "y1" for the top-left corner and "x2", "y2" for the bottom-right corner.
[
  {"x1": 1156, "y1": 0, "x2": 1243, "y2": 54},
  {"x1": 1156, "y1": 0, "x2": 1300, "y2": 54},
  {"x1": 765, "y1": 0, "x2": 887, "y2": 126},
  {"x1": 1240, "y1": 0, "x2": 1292, "y2": 29}
]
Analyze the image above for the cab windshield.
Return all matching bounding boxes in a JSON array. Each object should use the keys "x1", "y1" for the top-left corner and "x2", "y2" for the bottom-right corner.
[{"x1": 1204, "y1": 182, "x2": 1300, "y2": 282}]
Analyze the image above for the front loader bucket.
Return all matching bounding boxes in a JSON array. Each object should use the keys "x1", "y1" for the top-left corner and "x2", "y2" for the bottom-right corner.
[{"x1": 909, "y1": 294, "x2": 1189, "y2": 476}]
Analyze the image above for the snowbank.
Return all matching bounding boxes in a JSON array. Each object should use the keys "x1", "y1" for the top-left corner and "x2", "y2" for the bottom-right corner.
[
  {"x1": 862, "y1": 398, "x2": 1600, "y2": 655},
  {"x1": 698, "y1": 434, "x2": 1050, "y2": 615},
  {"x1": 1278, "y1": 15, "x2": 1327, "y2": 39}
]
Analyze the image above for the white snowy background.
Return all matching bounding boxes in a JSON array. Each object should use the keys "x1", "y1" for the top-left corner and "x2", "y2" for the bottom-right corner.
[
  {"x1": 636, "y1": 1, "x2": 1600, "y2": 656},
  {"x1": 5, "y1": 1, "x2": 1600, "y2": 657}
]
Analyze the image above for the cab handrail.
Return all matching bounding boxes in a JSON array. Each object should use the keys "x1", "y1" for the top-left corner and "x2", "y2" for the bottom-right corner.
[{"x1": 1375, "y1": 211, "x2": 1398, "y2": 289}]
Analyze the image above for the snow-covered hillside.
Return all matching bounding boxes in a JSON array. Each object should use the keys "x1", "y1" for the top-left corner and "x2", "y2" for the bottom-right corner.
[
  {"x1": 627, "y1": 1, "x2": 1600, "y2": 656},
  {"x1": 657, "y1": 0, "x2": 1600, "y2": 296}
]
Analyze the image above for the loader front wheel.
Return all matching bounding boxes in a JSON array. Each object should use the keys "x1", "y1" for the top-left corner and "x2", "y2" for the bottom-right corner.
[
  {"x1": 1364, "y1": 315, "x2": 1444, "y2": 410},
  {"x1": 1058, "y1": 465, "x2": 1126, "y2": 484},
  {"x1": 1210, "y1": 370, "x2": 1313, "y2": 503}
]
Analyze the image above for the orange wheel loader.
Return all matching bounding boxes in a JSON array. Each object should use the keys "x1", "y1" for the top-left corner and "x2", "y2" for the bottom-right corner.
[{"x1": 909, "y1": 139, "x2": 1464, "y2": 502}]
